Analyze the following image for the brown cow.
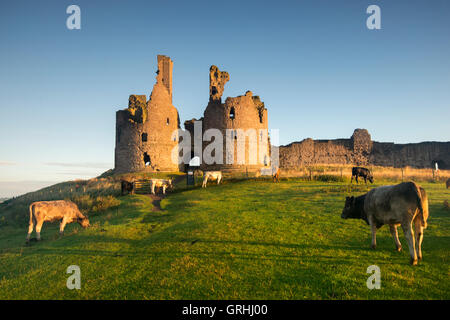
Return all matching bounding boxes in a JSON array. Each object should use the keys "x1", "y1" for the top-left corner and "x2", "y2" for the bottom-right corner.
[
  {"x1": 26, "y1": 200, "x2": 90, "y2": 243},
  {"x1": 446, "y1": 178, "x2": 450, "y2": 189},
  {"x1": 272, "y1": 167, "x2": 280, "y2": 183},
  {"x1": 341, "y1": 181, "x2": 428, "y2": 265}
]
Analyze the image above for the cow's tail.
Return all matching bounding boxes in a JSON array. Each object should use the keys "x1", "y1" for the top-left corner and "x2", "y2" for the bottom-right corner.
[
  {"x1": 29, "y1": 203, "x2": 36, "y2": 226},
  {"x1": 411, "y1": 182, "x2": 428, "y2": 229}
]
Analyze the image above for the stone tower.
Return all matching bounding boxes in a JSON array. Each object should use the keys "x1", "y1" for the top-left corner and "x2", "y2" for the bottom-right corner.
[
  {"x1": 199, "y1": 65, "x2": 270, "y2": 172},
  {"x1": 114, "y1": 55, "x2": 180, "y2": 173}
]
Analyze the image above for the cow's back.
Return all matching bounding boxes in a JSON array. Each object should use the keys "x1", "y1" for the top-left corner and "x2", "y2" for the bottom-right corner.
[
  {"x1": 364, "y1": 182, "x2": 424, "y2": 225},
  {"x1": 31, "y1": 200, "x2": 81, "y2": 222},
  {"x1": 152, "y1": 179, "x2": 168, "y2": 187},
  {"x1": 206, "y1": 171, "x2": 221, "y2": 179}
]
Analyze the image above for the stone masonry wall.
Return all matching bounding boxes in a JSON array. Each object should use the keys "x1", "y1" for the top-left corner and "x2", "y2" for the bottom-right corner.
[{"x1": 279, "y1": 129, "x2": 450, "y2": 169}]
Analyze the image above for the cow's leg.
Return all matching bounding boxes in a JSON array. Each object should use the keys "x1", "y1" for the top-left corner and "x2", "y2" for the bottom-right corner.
[
  {"x1": 217, "y1": 176, "x2": 221, "y2": 185},
  {"x1": 355, "y1": 175, "x2": 359, "y2": 184},
  {"x1": 26, "y1": 220, "x2": 34, "y2": 242},
  {"x1": 389, "y1": 224, "x2": 402, "y2": 252},
  {"x1": 202, "y1": 177, "x2": 207, "y2": 188},
  {"x1": 350, "y1": 175, "x2": 353, "y2": 184},
  {"x1": 35, "y1": 221, "x2": 44, "y2": 241},
  {"x1": 369, "y1": 219, "x2": 377, "y2": 249},
  {"x1": 59, "y1": 218, "x2": 68, "y2": 236},
  {"x1": 162, "y1": 185, "x2": 166, "y2": 195},
  {"x1": 402, "y1": 222, "x2": 417, "y2": 265},
  {"x1": 414, "y1": 218, "x2": 424, "y2": 260},
  {"x1": 151, "y1": 183, "x2": 155, "y2": 195},
  {"x1": 364, "y1": 176, "x2": 367, "y2": 184}
]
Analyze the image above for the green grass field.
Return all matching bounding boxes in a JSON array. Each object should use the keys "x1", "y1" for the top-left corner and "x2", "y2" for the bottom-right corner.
[{"x1": 0, "y1": 178, "x2": 449, "y2": 299}]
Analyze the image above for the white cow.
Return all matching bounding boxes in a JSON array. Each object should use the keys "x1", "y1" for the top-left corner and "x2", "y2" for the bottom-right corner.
[
  {"x1": 202, "y1": 171, "x2": 222, "y2": 188},
  {"x1": 150, "y1": 179, "x2": 173, "y2": 195}
]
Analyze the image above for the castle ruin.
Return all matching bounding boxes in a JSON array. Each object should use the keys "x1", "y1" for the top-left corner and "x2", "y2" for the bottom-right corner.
[{"x1": 114, "y1": 56, "x2": 449, "y2": 174}]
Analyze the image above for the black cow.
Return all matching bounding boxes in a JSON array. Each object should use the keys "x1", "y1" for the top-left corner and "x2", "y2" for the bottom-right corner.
[
  {"x1": 351, "y1": 167, "x2": 374, "y2": 184},
  {"x1": 121, "y1": 180, "x2": 134, "y2": 195}
]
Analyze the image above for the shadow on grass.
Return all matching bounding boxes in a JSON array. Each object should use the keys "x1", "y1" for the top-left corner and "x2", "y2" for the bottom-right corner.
[{"x1": 21, "y1": 231, "x2": 449, "y2": 262}]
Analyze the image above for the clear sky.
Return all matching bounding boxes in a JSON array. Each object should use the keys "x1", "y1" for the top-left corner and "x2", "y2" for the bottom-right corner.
[{"x1": 0, "y1": 0, "x2": 449, "y2": 197}]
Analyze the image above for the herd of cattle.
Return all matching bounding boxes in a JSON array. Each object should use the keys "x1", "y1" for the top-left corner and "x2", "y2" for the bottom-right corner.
[{"x1": 25, "y1": 167, "x2": 449, "y2": 265}]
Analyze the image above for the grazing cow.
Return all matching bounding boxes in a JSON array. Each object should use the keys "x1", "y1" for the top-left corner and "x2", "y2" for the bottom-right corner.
[
  {"x1": 121, "y1": 180, "x2": 135, "y2": 195},
  {"x1": 150, "y1": 179, "x2": 173, "y2": 195},
  {"x1": 26, "y1": 200, "x2": 90, "y2": 243},
  {"x1": 446, "y1": 178, "x2": 450, "y2": 189},
  {"x1": 272, "y1": 167, "x2": 280, "y2": 183},
  {"x1": 341, "y1": 181, "x2": 428, "y2": 265},
  {"x1": 202, "y1": 171, "x2": 222, "y2": 188},
  {"x1": 351, "y1": 166, "x2": 374, "y2": 184}
]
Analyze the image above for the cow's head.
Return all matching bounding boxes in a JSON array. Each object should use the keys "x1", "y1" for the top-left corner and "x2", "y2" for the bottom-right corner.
[
  {"x1": 78, "y1": 216, "x2": 90, "y2": 228},
  {"x1": 341, "y1": 196, "x2": 360, "y2": 219},
  {"x1": 368, "y1": 173, "x2": 374, "y2": 183}
]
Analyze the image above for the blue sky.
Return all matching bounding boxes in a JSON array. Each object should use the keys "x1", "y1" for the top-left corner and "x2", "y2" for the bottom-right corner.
[{"x1": 0, "y1": 0, "x2": 449, "y2": 197}]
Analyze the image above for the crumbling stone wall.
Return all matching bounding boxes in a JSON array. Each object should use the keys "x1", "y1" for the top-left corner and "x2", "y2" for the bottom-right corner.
[
  {"x1": 279, "y1": 129, "x2": 450, "y2": 169},
  {"x1": 209, "y1": 65, "x2": 230, "y2": 103},
  {"x1": 370, "y1": 141, "x2": 450, "y2": 169},
  {"x1": 114, "y1": 55, "x2": 180, "y2": 173}
]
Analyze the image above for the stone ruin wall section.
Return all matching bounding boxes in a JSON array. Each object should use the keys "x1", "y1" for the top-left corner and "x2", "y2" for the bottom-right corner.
[
  {"x1": 201, "y1": 65, "x2": 270, "y2": 172},
  {"x1": 279, "y1": 129, "x2": 450, "y2": 170}
]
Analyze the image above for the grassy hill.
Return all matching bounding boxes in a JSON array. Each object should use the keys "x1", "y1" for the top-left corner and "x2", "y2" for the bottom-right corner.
[{"x1": 0, "y1": 174, "x2": 449, "y2": 299}]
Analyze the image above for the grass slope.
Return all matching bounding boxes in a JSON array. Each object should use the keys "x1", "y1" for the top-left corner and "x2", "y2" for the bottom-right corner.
[{"x1": 0, "y1": 179, "x2": 448, "y2": 299}]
